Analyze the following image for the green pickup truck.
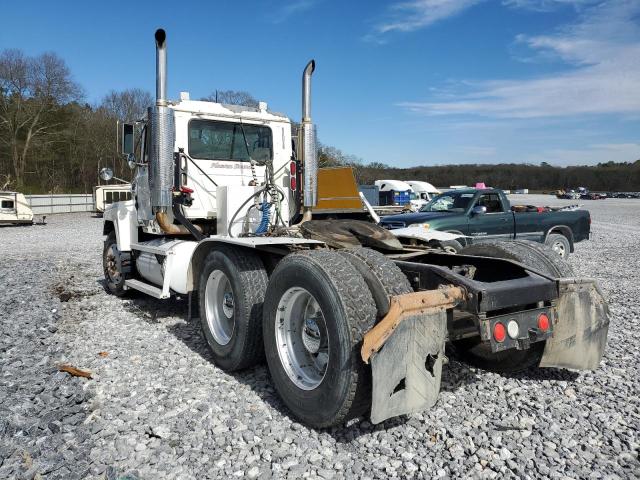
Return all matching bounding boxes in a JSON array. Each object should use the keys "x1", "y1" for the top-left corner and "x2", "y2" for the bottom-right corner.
[{"x1": 380, "y1": 188, "x2": 590, "y2": 257}]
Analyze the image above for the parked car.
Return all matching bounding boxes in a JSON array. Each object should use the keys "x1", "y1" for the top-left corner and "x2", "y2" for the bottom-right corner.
[{"x1": 380, "y1": 188, "x2": 590, "y2": 258}]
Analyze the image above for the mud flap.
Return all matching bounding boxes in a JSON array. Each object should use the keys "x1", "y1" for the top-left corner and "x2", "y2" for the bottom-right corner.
[
  {"x1": 369, "y1": 310, "x2": 447, "y2": 424},
  {"x1": 540, "y1": 278, "x2": 609, "y2": 370}
]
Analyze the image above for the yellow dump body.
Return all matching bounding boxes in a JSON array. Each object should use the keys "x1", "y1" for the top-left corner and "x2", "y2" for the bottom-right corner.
[{"x1": 315, "y1": 167, "x2": 363, "y2": 213}]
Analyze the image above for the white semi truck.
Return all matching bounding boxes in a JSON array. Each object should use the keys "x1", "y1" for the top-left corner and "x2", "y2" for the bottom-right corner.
[{"x1": 102, "y1": 30, "x2": 609, "y2": 427}]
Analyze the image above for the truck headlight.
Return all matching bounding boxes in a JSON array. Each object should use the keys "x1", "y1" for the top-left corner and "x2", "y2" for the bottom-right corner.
[{"x1": 422, "y1": 223, "x2": 430, "y2": 231}]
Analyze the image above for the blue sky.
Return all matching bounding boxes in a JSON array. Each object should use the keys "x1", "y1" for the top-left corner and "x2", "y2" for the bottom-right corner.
[{"x1": 1, "y1": 0, "x2": 638, "y2": 167}]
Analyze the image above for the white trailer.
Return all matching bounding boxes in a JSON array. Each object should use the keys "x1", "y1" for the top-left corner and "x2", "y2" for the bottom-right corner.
[
  {"x1": 406, "y1": 180, "x2": 440, "y2": 200},
  {"x1": 93, "y1": 183, "x2": 132, "y2": 215},
  {"x1": 0, "y1": 191, "x2": 33, "y2": 225},
  {"x1": 102, "y1": 29, "x2": 609, "y2": 428}
]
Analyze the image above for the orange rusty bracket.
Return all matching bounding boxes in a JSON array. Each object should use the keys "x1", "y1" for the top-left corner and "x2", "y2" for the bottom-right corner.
[{"x1": 361, "y1": 286, "x2": 465, "y2": 364}]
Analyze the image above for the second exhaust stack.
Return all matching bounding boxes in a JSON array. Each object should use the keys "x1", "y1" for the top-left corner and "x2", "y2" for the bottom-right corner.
[
  {"x1": 301, "y1": 60, "x2": 317, "y2": 218},
  {"x1": 149, "y1": 28, "x2": 175, "y2": 211}
]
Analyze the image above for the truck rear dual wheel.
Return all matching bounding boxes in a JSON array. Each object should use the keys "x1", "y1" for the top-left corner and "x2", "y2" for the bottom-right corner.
[
  {"x1": 198, "y1": 246, "x2": 268, "y2": 372},
  {"x1": 453, "y1": 240, "x2": 574, "y2": 373},
  {"x1": 262, "y1": 248, "x2": 412, "y2": 427}
]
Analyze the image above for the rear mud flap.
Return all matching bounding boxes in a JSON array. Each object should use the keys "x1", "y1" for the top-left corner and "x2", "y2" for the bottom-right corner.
[
  {"x1": 370, "y1": 310, "x2": 447, "y2": 424},
  {"x1": 540, "y1": 278, "x2": 609, "y2": 370}
]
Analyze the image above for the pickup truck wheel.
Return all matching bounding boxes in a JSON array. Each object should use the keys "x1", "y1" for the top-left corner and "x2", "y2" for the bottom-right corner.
[
  {"x1": 103, "y1": 232, "x2": 128, "y2": 297},
  {"x1": 263, "y1": 250, "x2": 377, "y2": 428},
  {"x1": 452, "y1": 241, "x2": 573, "y2": 373},
  {"x1": 438, "y1": 240, "x2": 463, "y2": 254},
  {"x1": 545, "y1": 233, "x2": 571, "y2": 259},
  {"x1": 199, "y1": 246, "x2": 268, "y2": 372}
]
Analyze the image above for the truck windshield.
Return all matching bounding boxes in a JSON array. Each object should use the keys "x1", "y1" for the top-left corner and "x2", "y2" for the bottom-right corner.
[
  {"x1": 420, "y1": 191, "x2": 475, "y2": 212},
  {"x1": 188, "y1": 119, "x2": 272, "y2": 162}
]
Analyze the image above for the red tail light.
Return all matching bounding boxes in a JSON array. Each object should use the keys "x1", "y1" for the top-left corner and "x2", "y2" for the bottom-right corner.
[
  {"x1": 537, "y1": 313, "x2": 550, "y2": 331},
  {"x1": 290, "y1": 161, "x2": 297, "y2": 191},
  {"x1": 493, "y1": 322, "x2": 506, "y2": 342},
  {"x1": 180, "y1": 186, "x2": 194, "y2": 194}
]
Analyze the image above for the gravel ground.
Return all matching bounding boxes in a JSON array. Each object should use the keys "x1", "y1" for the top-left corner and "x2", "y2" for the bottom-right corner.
[{"x1": 1, "y1": 195, "x2": 639, "y2": 479}]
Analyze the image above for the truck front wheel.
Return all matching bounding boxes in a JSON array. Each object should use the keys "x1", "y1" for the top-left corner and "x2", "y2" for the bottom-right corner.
[
  {"x1": 262, "y1": 250, "x2": 377, "y2": 428},
  {"x1": 198, "y1": 246, "x2": 268, "y2": 372},
  {"x1": 103, "y1": 232, "x2": 128, "y2": 296}
]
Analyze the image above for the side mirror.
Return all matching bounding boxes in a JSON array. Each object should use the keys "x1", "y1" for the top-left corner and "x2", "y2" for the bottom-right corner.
[
  {"x1": 472, "y1": 205, "x2": 487, "y2": 215},
  {"x1": 121, "y1": 123, "x2": 135, "y2": 155},
  {"x1": 126, "y1": 153, "x2": 137, "y2": 169}
]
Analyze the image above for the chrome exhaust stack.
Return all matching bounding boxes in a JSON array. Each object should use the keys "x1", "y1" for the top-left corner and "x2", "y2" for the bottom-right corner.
[
  {"x1": 149, "y1": 28, "x2": 175, "y2": 212},
  {"x1": 300, "y1": 60, "x2": 317, "y2": 222}
]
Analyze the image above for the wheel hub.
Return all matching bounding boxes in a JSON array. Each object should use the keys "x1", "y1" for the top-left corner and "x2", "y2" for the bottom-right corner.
[
  {"x1": 106, "y1": 246, "x2": 121, "y2": 281},
  {"x1": 222, "y1": 291, "x2": 234, "y2": 318},
  {"x1": 302, "y1": 317, "x2": 322, "y2": 354},
  {"x1": 553, "y1": 242, "x2": 566, "y2": 256}
]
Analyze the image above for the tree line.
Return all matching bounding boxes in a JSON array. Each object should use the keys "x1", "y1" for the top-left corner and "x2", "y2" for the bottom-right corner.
[
  {"x1": 349, "y1": 161, "x2": 640, "y2": 192},
  {"x1": 1, "y1": 47, "x2": 638, "y2": 194}
]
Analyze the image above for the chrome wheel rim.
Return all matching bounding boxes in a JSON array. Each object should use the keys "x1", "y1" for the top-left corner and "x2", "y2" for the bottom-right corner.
[
  {"x1": 276, "y1": 287, "x2": 329, "y2": 390},
  {"x1": 552, "y1": 241, "x2": 567, "y2": 258},
  {"x1": 205, "y1": 270, "x2": 235, "y2": 345},
  {"x1": 105, "y1": 245, "x2": 121, "y2": 283}
]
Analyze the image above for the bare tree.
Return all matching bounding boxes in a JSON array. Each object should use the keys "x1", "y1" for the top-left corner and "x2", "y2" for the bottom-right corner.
[
  {"x1": 101, "y1": 88, "x2": 152, "y2": 122},
  {"x1": 0, "y1": 49, "x2": 81, "y2": 187},
  {"x1": 201, "y1": 90, "x2": 259, "y2": 108},
  {"x1": 0, "y1": 173, "x2": 12, "y2": 190}
]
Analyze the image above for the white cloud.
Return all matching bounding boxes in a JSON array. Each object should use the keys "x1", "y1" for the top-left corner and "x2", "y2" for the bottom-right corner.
[
  {"x1": 373, "y1": 0, "x2": 484, "y2": 35},
  {"x1": 398, "y1": 1, "x2": 640, "y2": 118},
  {"x1": 271, "y1": 0, "x2": 319, "y2": 23},
  {"x1": 502, "y1": 0, "x2": 596, "y2": 12}
]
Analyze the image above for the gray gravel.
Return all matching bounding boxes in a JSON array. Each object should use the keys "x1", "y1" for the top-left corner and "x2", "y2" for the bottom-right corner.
[{"x1": 1, "y1": 195, "x2": 639, "y2": 479}]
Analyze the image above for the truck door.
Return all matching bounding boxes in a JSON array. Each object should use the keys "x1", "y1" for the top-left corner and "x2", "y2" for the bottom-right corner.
[{"x1": 468, "y1": 192, "x2": 514, "y2": 241}]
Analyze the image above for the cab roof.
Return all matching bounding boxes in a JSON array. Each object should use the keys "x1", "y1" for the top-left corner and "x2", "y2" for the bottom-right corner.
[{"x1": 170, "y1": 99, "x2": 290, "y2": 123}]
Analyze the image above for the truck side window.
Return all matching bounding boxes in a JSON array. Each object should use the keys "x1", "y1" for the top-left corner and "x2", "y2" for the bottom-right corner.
[
  {"x1": 476, "y1": 193, "x2": 504, "y2": 213},
  {"x1": 1, "y1": 200, "x2": 14, "y2": 209}
]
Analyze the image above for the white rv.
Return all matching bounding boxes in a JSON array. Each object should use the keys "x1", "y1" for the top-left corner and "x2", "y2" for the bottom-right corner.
[
  {"x1": 0, "y1": 191, "x2": 33, "y2": 225},
  {"x1": 406, "y1": 180, "x2": 440, "y2": 209},
  {"x1": 93, "y1": 183, "x2": 132, "y2": 215}
]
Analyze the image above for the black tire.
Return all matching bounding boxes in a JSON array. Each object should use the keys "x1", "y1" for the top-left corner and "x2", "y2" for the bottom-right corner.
[
  {"x1": 453, "y1": 240, "x2": 573, "y2": 372},
  {"x1": 338, "y1": 247, "x2": 412, "y2": 318},
  {"x1": 103, "y1": 231, "x2": 127, "y2": 296},
  {"x1": 438, "y1": 239, "x2": 463, "y2": 254},
  {"x1": 544, "y1": 233, "x2": 571, "y2": 259},
  {"x1": 198, "y1": 245, "x2": 268, "y2": 372},
  {"x1": 263, "y1": 250, "x2": 377, "y2": 428}
]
